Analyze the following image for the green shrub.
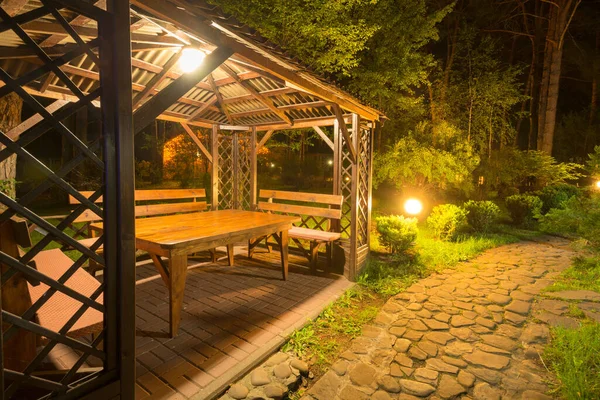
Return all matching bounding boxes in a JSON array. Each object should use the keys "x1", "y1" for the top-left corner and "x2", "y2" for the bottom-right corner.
[
  {"x1": 505, "y1": 194, "x2": 542, "y2": 226},
  {"x1": 375, "y1": 215, "x2": 418, "y2": 254},
  {"x1": 540, "y1": 194, "x2": 600, "y2": 248},
  {"x1": 463, "y1": 200, "x2": 501, "y2": 232},
  {"x1": 537, "y1": 183, "x2": 580, "y2": 215},
  {"x1": 427, "y1": 204, "x2": 467, "y2": 241}
]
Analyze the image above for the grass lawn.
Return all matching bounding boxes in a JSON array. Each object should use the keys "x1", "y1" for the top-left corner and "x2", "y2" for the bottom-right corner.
[
  {"x1": 544, "y1": 321, "x2": 600, "y2": 399},
  {"x1": 544, "y1": 255, "x2": 600, "y2": 293},
  {"x1": 284, "y1": 222, "x2": 540, "y2": 389},
  {"x1": 542, "y1": 253, "x2": 600, "y2": 399}
]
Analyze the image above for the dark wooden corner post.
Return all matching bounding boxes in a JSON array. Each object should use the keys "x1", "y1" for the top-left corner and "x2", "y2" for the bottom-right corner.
[
  {"x1": 250, "y1": 126, "x2": 257, "y2": 209},
  {"x1": 348, "y1": 114, "x2": 360, "y2": 281},
  {"x1": 332, "y1": 118, "x2": 342, "y2": 232},
  {"x1": 102, "y1": 0, "x2": 135, "y2": 396},
  {"x1": 211, "y1": 124, "x2": 219, "y2": 210}
]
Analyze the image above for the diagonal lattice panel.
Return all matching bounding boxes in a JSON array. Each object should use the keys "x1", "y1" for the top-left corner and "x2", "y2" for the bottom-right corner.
[
  {"x1": 217, "y1": 134, "x2": 234, "y2": 209},
  {"x1": 0, "y1": 1, "x2": 126, "y2": 398}
]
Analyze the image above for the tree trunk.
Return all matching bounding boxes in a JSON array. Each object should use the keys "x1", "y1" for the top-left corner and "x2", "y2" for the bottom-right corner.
[
  {"x1": 537, "y1": 0, "x2": 581, "y2": 155},
  {"x1": 590, "y1": 30, "x2": 599, "y2": 127},
  {"x1": 0, "y1": 93, "x2": 23, "y2": 199}
]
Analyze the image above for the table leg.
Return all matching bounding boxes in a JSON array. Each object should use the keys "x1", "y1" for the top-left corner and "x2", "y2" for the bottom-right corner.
[
  {"x1": 168, "y1": 253, "x2": 188, "y2": 337},
  {"x1": 227, "y1": 243, "x2": 234, "y2": 266},
  {"x1": 280, "y1": 230, "x2": 288, "y2": 280}
]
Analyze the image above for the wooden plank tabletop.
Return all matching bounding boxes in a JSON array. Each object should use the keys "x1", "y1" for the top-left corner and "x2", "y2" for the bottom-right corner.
[{"x1": 91, "y1": 209, "x2": 299, "y2": 250}]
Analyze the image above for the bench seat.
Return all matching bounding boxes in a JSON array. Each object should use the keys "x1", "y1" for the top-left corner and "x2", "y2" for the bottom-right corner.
[
  {"x1": 78, "y1": 237, "x2": 102, "y2": 250},
  {"x1": 28, "y1": 249, "x2": 104, "y2": 338},
  {"x1": 289, "y1": 227, "x2": 341, "y2": 242}
]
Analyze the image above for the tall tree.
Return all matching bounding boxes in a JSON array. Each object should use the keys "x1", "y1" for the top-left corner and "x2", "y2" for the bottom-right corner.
[
  {"x1": 536, "y1": 0, "x2": 581, "y2": 154},
  {"x1": 0, "y1": 93, "x2": 22, "y2": 199}
]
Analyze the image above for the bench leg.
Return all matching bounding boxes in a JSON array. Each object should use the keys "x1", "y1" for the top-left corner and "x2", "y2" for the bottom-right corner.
[
  {"x1": 209, "y1": 248, "x2": 217, "y2": 263},
  {"x1": 309, "y1": 241, "x2": 320, "y2": 274},
  {"x1": 227, "y1": 243, "x2": 234, "y2": 266},
  {"x1": 326, "y1": 242, "x2": 332, "y2": 273}
]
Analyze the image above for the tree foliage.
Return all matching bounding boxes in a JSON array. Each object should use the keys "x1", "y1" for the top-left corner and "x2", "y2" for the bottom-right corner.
[{"x1": 373, "y1": 122, "x2": 479, "y2": 195}]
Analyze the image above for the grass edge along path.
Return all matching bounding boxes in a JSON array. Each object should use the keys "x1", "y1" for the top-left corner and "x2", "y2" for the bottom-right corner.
[
  {"x1": 542, "y1": 254, "x2": 600, "y2": 400},
  {"x1": 283, "y1": 225, "x2": 541, "y2": 395}
]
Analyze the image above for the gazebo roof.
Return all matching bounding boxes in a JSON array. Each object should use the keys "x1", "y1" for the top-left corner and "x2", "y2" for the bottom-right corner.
[{"x1": 0, "y1": 0, "x2": 382, "y2": 131}]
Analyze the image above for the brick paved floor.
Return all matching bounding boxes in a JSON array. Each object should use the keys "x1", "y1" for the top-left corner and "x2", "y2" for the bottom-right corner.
[{"x1": 132, "y1": 247, "x2": 353, "y2": 400}]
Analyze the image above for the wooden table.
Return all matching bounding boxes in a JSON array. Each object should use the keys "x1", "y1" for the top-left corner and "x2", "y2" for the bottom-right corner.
[{"x1": 91, "y1": 210, "x2": 299, "y2": 337}]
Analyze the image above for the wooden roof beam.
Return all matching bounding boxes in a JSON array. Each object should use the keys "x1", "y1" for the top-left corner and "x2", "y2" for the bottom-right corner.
[
  {"x1": 134, "y1": 45, "x2": 233, "y2": 134},
  {"x1": 220, "y1": 63, "x2": 292, "y2": 125},
  {"x1": 0, "y1": 43, "x2": 182, "y2": 59},
  {"x1": 313, "y1": 126, "x2": 334, "y2": 150},
  {"x1": 186, "y1": 95, "x2": 218, "y2": 122},
  {"x1": 180, "y1": 122, "x2": 212, "y2": 163},
  {"x1": 1, "y1": 0, "x2": 28, "y2": 17},
  {"x1": 133, "y1": 48, "x2": 182, "y2": 108},
  {"x1": 21, "y1": 21, "x2": 187, "y2": 46},
  {"x1": 38, "y1": 0, "x2": 106, "y2": 48},
  {"x1": 256, "y1": 130, "x2": 274, "y2": 150},
  {"x1": 207, "y1": 73, "x2": 233, "y2": 124},
  {"x1": 333, "y1": 104, "x2": 357, "y2": 164}
]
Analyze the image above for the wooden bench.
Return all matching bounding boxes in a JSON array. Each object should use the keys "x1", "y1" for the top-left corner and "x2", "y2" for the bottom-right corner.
[
  {"x1": 1, "y1": 218, "x2": 103, "y2": 373},
  {"x1": 69, "y1": 189, "x2": 209, "y2": 273},
  {"x1": 254, "y1": 190, "x2": 343, "y2": 273}
]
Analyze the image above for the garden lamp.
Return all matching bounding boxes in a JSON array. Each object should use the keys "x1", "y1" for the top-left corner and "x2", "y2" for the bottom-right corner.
[{"x1": 404, "y1": 198, "x2": 423, "y2": 215}]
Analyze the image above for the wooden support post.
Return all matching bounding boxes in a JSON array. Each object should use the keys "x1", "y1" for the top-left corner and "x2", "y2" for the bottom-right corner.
[
  {"x1": 211, "y1": 124, "x2": 219, "y2": 210},
  {"x1": 348, "y1": 114, "x2": 360, "y2": 281},
  {"x1": 232, "y1": 131, "x2": 239, "y2": 209},
  {"x1": 133, "y1": 46, "x2": 234, "y2": 135},
  {"x1": 250, "y1": 126, "x2": 257, "y2": 210},
  {"x1": 333, "y1": 119, "x2": 341, "y2": 196},
  {"x1": 367, "y1": 122, "x2": 378, "y2": 253}
]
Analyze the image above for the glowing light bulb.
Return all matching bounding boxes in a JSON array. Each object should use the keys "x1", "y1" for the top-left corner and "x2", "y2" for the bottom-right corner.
[
  {"x1": 179, "y1": 48, "x2": 205, "y2": 73},
  {"x1": 327, "y1": 160, "x2": 333, "y2": 166},
  {"x1": 404, "y1": 198, "x2": 423, "y2": 215},
  {"x1": 596, "y1": 180, "x2": 600, "y2": 189}
]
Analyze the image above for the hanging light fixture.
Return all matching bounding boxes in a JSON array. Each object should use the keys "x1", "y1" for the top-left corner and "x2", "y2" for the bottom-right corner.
[{"x1": 179, "y1": 48, "x2": 206, "y2": 73}]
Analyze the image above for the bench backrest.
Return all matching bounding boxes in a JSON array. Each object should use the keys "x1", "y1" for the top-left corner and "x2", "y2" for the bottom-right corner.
[
  {"x1": 258, "y1": 190, "x2": 343, "y2": 230},
  {"x1": 69, "y1": 189, "x2": 208, "y2": 222}
]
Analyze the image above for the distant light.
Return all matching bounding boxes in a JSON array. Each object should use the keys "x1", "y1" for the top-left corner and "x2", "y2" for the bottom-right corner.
[
  {"x1": 327, "y1": 160, "x2": 333, "y2": 166},
  {"x1": 270, "y1": 163, "x2": 275, "y2": 168},
  {"x1": 404, "y1": 198, "x2": 423, "y2": 215},
  {"x1": 179, "y1": 48, "x2": 205, "y2": 73},
  {"x1": 344, "y1": 176, "x2": 350, "y2": 182},
  {"x1": 596, "y1": 180, "x2": 600, "y2": 189}
]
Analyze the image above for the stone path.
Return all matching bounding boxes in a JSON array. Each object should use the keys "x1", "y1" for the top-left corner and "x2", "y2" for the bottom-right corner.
[{"x1": 302, "y1": 237, "x2": 579, "y2": 400}]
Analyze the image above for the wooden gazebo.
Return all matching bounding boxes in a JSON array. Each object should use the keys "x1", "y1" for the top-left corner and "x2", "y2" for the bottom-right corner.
[{"x1": 0, "y1": 0, "x2": 382, "y2": 398}]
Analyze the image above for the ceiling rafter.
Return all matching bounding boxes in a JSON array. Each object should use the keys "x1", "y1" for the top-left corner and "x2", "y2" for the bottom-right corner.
[
  {"x1": 39, "y1": 0, "x2": 107, "y2": 48},
  {"x1": 220, "y1": 63, "x2": 292, "y2": 125},
  {"x1": 20, "y1": 21, "x2": 187, "y2": 46},
  {"x1": 207, "y1": 73, "x2": 233, "y2": 124},
  {"x1": 133, "y1": 47, "x2": 182, "y2": 108},
  {"x1": 1, "y1": 0, "x2": 28, "y2": 17}
]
